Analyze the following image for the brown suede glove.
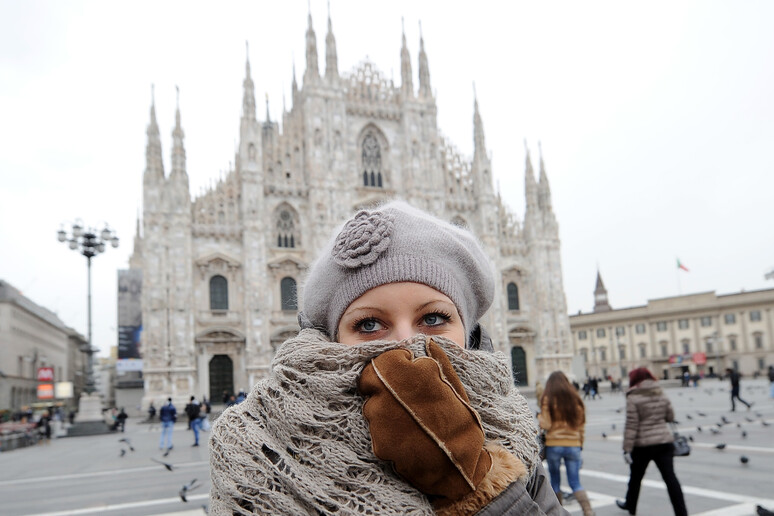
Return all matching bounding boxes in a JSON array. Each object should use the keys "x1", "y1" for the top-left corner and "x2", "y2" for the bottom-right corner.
[{"x1": 359, "y1": 339, "x2": 525, "y2": 512}]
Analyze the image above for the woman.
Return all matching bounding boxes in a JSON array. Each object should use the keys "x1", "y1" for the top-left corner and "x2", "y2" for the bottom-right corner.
[
  {"x1": 210, "y1": 201, "x2": 566, "y2": 515},
  {"x1": 616, "y1": 367, "x2": 687, "y2": 516},
  {"x1": 538, "y1": 371, "x2": 593, "y2": 516}
]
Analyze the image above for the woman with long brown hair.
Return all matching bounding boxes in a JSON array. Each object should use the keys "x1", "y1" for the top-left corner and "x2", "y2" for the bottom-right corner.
[
  {"x1": 538, "y1": 371, "x2": 593, "y2": 516},
  {"x1": 616, "y1": 367, "x2": 687, "y2": 516}
]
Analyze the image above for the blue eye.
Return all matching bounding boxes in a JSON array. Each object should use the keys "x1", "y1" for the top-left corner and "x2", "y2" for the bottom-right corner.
[
  {"x1": 423, "y1": 312, "x2": 450, "y2": 326},
  {"x1": 356, "y1": 318, "x2": 383, "y2": 333}
]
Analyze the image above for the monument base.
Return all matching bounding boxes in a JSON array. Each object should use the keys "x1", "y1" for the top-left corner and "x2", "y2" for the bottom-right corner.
[{"x1": 66, "y1": 393, "x2": 112, "y2": 437}]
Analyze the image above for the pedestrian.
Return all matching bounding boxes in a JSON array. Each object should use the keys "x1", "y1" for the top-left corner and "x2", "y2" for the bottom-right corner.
[
  {"x1": 225, "y1": 395, "x2": 236, "y2": 407},
  {"x1": 616, "y1": 367, "x2": 687, "y2": 516},
  {"x1": 535, "y1": 380, "x2": 544, "y2": 405},
  {"x1": 222, "y1": 390, "x2": 230, "y2": 405},
  {"x1": 582, "y1": 380, "x2": 591, "y2": 400},
  {"x1": 185, "y1": 396, "x2": 203, "y2": 447},
  {"x1": 159, "y1": 397, "x2": 176, "y2": 451},
  {"x1": 235, "y1": 390, "x2": 246, "y2": 404},
  {"x1": 726, "y1": 368, "x2": 752, "y2": 411},
  {"x1": 116, "y1": 408, "x2": 128, "y2": 432},
  {"x1": 538, "y1": 371, "x2": 593, "y2": 515},
  {"x1": 209, "y1": 201, "x2": 566, "y2": 514},
  {"x1": 37, "y1": 411, "x2": 52, "y2": 445},
  {"x1": 68, "y1": 410, "x2": 75, "y2": 425},
  {"x1": 768, "y1": 365, "x2": 774, "y2": 398},
  {"x1": 590, "y1": 377, "x2": 601, "y2": 399},
  {"x1": 147, "y1": 401, "x2": 156, "y2": 422}
]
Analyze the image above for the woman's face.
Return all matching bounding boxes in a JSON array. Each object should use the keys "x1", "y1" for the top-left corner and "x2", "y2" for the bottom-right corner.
[{"x1": 337, "y1": 282, "x2": 465, "y2": 347}]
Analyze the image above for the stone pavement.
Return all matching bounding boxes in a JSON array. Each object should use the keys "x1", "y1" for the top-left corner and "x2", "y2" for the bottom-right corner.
[{"x1": 0, "y1": 379, "x2": 772, "y2": 515}]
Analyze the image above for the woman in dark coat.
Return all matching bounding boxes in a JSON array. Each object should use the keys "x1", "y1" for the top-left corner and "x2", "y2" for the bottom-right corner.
[{"x1": 616, "y1": 367, "x2": 687, "y2": 516}]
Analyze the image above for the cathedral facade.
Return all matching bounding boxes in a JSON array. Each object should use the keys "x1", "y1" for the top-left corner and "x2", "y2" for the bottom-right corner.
[{"x1": 135, "y1": 13, "x2": 572, "y2": 407}]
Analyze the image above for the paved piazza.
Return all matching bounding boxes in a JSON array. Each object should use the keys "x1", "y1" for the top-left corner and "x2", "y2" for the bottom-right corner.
[{"x1": 1, "y1": 378, "x2": 772, "y2": 516}]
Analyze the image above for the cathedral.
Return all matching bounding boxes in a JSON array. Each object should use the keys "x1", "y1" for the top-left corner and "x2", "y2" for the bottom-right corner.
[{"x1": 133, "y1": 12, "x2": 572, "y2": 407}]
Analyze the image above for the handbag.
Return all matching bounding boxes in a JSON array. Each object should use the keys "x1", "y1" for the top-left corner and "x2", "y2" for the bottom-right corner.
[
  {"x1": 201, "y1": 416, "x2": 211, "y2": 432},
  {"x1": 670, "y1": 423, "x2": 690, "y2": 457}
]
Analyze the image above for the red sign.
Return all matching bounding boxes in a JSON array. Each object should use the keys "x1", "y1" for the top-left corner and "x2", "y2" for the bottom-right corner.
[
  {"x1": 693, "y1": 352, "x2": 707, "y2": 365},
  {"x1": 37, "y1": 384, "x2": 54, "y2": 399},
  {"x1": 37, "y1": 367, "x2": 54, "y2": 382}
]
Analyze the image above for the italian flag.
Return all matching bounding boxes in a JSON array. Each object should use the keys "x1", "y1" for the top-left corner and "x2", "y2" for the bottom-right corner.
[{"x1": 677, "y1": 258, "x2": 689, "y2": 272}]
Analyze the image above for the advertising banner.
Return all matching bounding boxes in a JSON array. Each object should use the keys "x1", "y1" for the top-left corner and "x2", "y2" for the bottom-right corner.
[
  {"x1": 116, "y1": 359, "x2": 144, "y2": 372},
  {"x1": 117, "y1": 269, "x2": 143, "y2": 360},
  {"x1": 55, "y1": 382, "x2": 74, "y2": 399},
  {"x1": 37, "y1": 367, "x2": 54, "y2": 382},
  {"x1": 37, "y1": 384, "x2": 54, "y2": 399}
]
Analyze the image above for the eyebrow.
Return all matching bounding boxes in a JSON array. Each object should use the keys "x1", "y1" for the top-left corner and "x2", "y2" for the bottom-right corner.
[{"x1": 344, "y1": 299, "x2": 453, "y2": 316}]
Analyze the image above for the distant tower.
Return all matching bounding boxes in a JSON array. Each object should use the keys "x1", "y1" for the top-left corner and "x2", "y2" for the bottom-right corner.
[{"x1": 594, "y1": 270, "x2": 612, "y2": 312}]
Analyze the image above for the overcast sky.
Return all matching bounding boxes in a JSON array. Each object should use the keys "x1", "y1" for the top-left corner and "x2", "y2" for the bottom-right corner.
[{"x1": 2, "y1": 1, "x2": 773, "y2": 357}]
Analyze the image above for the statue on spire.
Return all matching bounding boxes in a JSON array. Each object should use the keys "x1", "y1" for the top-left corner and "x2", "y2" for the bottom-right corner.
[
  {"x1": 417, "y1": 21, "x2": 432, "y2": 99},
  {"x1": 325, "y1": 0, "x2": 339, "y2": 82}
]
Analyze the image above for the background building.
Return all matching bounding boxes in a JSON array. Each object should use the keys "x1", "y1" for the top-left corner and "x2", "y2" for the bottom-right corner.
[
  {"x1": 134, "y1": 12, "x2": 573, "y2": 408},
  {"x1": 570, "y1": 272, "x2": 774, "y2": 380},
  {"x1": 0, "y1": 280, "x2": 85, "y2": 414}
]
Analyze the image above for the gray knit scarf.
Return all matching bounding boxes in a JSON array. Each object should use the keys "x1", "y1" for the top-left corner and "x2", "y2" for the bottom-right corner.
[{"x1": 209, "y1": 329, "x2": 538, "y2": 515}]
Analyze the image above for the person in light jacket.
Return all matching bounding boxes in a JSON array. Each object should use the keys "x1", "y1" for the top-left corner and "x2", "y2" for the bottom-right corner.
[
  {"x1": 616, "y1": 367, "x2": 687, "y2": 516},
  {"x1": 538, "y1": 371, "x2": 593, "y2": 516}
]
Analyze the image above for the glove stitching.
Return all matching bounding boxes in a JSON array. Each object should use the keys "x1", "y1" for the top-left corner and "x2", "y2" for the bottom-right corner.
[{"x1": 370, "y1": 357, "x2": 478, "y2": 491}]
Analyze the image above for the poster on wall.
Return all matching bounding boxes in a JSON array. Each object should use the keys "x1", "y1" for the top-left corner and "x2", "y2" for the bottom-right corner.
[{"x1": 117, "y1": 269, "x2": 143, "y2": 360}]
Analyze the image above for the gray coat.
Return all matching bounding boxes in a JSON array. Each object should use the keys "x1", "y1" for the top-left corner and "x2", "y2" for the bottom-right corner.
[
  {"x1": 476, "y1": 463, "x2": 569, "y2": 515},
  {"x1": 623, "y1": 379, "x2": 675, "y2": 452}
]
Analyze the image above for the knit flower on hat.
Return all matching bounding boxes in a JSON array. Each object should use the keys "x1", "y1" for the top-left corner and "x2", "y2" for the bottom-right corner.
[{"x1": 332, "y1": 210, "x2": 394, "y2": 268}]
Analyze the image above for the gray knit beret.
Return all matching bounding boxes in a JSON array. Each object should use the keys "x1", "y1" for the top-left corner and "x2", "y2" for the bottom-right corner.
[{"x1": 299, "y1": 201, "x2": 495, "y2": 341}]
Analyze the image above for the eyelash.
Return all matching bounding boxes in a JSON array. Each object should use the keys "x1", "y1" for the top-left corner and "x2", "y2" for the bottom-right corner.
[{"x1": 351, "y1": 311, "x2": 453, "y2": 333}]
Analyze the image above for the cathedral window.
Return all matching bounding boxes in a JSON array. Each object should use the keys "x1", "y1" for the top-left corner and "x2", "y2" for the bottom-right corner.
[
  {"x1": 280, "y1": 277, "x2": 297, "y2": 311},
  {"x1": 210, "y1": 275, "x2": 229, "y2": 311},
  {"x1": 507, "y1": 282, "x2": 520, "y2": 311},
  {"x1": 362, "y1": 131, "x2": 383, "y2": 188},
  {"x1": 276, "y1": 206, "x2": 298, "y2": 248}
]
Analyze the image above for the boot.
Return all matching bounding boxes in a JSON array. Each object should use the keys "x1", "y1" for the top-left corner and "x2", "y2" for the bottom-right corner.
[
  {"x1": 554, "y1": 490, "x2": 563, "y2": 505},
  {"x1": 574, "y1": 490, "x2": 595, "y2": 516}
]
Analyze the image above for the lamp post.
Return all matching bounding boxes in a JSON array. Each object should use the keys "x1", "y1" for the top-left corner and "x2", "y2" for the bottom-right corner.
[{"x1": 58, "y1": 221, "x2": 118, "y2": 432}]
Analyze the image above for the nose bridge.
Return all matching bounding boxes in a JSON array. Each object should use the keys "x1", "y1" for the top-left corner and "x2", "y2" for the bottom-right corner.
[{"x1": 393, "y1": 317, "x2": 417, "y2": 342}]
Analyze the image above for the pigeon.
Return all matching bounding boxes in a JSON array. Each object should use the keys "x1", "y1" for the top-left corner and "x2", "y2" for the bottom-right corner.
[
  {"x1": 686, "y1": 414, "x2": 693, "y2": 420},
  {"x1": 721, "y1": 416, "x2": 730, "y2": 424},
  {"x1": 715, "y1": 443, "x2": 726, "y2": 450},
  {"x1": 163, "y1": 448, "x2": 172, "y2": 457},
  {"x1": 758, "y1": 504, "x2": 774, "y2": 516},
  {"x1": 151, "y1": 458, "x2": 175, "y2": 472},
  {"x1": 602, "y1": 433, "x2": 607, "y2": 439},
  {"x1": 742, "y1": 431, "x2": 748, "y2": 438},
  {"x1": 697, "y1": 412, "x2": 707, "y2": 417},
  {"x1": 740, "y1": 455, "x2": 749, "y2": 464},
  {"x1": 755, "y1": 412, "x2": 763, "y2": 418},
  {"x1": 120, "y1": 449, "x2": 126, "y2": 457},
  {"x1": 119, "y1": 438, "x2": 135, "y2": 452},
  {"x1": 689, "y1": 397, "x2": 694, "y2": 402},
  {"x1": 716, "y1": 422, "x2": 724, "y2": 428},
  {"x1": 697, "y1": 426, "x2": 702, "y2": 432},
  {"x1": 746, "y1": 416, "x2": 755, "y2": 423},
  {"x1": 612, "y1": 424, "x2": 616, "y2": 430},
  {"x1": 763, "y1": 420, "x2": 771, "y2": 427},
  {"x1": 736, "y1": 423, "x2": 742, "y2": 428},
  {"x1": 709, "y1": 428, "x2": 721, "y2": 435},
  {"x1": 687, "y1": 435, "x2": 694, "y2": 442},
  {"x1": 615, "y1": 408, "x2": 623, "y2": 413},
  {"x1": 179, "y1": 478, "x2": 201, "y2": 502}
]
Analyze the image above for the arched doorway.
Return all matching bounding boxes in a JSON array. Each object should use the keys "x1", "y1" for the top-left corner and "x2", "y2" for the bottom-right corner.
[
  {"x1": 511, "y1": 346, "x2": 528, "y2": 386},
  {"x1": 209, "y1": 355, "x2": 234, "y2": 402}
]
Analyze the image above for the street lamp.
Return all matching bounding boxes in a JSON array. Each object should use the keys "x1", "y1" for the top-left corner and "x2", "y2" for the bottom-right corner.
[{"x1": 57, "y1": 221, "x2": 119, "y2": 395}]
